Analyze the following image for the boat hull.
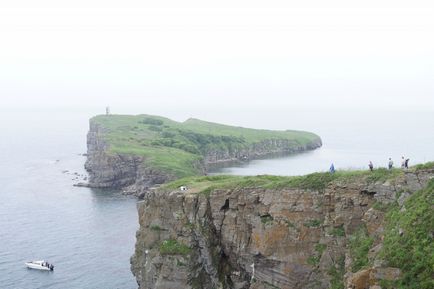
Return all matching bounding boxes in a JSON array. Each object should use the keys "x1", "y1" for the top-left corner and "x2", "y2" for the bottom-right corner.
[{"x1": 25, "y1": 261, "x2": 53, "y2": 271}]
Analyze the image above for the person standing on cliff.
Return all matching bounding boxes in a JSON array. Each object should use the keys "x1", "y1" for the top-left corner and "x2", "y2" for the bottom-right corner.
[
  {"x1": 329, "y1": 163, "x2": 335, "y2": 174},
  {"x1": 369, "y1": 161, "x2": 374, "y2": 171},
  {"x1": 388, "y1": 158, "x2": 394, "y2": 170},
  {"x1": 405, "y1": 158, "x2": 410, "y2": 169},
  {"x1": 401, "y1": 156, "x2": 406, "y2": 169}
]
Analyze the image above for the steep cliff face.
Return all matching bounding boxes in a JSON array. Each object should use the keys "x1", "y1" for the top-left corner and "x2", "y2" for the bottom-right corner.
[
  {"x1": 84, "y1": 118, "x2": 321, "y2": 193},
  {"x1": 131, "y1": 168, "x2": 433, "y2": 289},
  {"x1": 85, "y1": 122, "x2": 173, "y2": 190},
  {"x1": 204, "y1": 138, "x2": 321, "y2": 167}
]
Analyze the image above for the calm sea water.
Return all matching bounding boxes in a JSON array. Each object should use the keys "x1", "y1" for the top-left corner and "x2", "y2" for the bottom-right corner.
[
  {"x1": 212, "y1": 109, "x2": 434, "y2": 175},
  {"x1": 0, "y1": 110, "x2": 138, "y2": 289},
  {"x1": 0, "y1": 107, "x2": 432, "y2": 289}
]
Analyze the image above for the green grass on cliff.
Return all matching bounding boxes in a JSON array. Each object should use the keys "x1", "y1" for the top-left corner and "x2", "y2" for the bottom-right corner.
[
  {"x1": 349, "y1": 226, "x2": 374, "y2": 272},
  {"x1": 414, "y1": 161, "x2": 434, "y2": 171},
  {"x1": 91, "y1": 114, "x2": 321, "y2": 178},
  {"x1": 161, "y1": 167, "x2": 405, "y2": 194},
  {"x1": 379, "y1": 179, "x2": 434, "y2": 289},
  {"x1": 159, "y1": 239, "x2": 191, "y2": 255}
]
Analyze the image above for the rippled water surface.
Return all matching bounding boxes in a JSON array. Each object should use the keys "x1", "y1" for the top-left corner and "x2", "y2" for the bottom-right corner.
[{"x1": 0, "y1": 111, "x2": 138, "y2": 289}]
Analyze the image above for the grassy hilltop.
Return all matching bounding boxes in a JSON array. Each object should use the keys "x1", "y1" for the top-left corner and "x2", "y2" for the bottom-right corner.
[{"x1": 91, "y1": 114, "x2": 321, "y2": 178}]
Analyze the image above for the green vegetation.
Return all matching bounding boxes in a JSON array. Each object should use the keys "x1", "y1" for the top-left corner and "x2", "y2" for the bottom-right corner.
[
  {"x1": 91, "y1": 114, "x2": 321, "y2": 178},
  {"x1": 414, "y1": 161, "x2": 434, "y2": 171},
  {"x1": 330, "y1": 226, "x2": 345, "y2": 237},
  {"x1": 260, "y1": 214, "x2": 274, "y2": 225},
  {"x1": 372, "y1": 201, "x2": 394, "y2": 212},
  {"x1": 349, "y1": 226, "x2": 374, "y2": 272},
  {"x1": 159, "y1": 239, "x2": 191, "y2": 255},
  {"x1": 162, "y1": 167, "x2": 409, "y2": 196},
  {"x1": 307, "y1": 255, "x2": 321, "y2": 266},
  {"x1": 304, "y1": 219, "x2": 322, "y2": 228},
  {"x1": 380, "y1": 180, "x2": 434, "y2": 289},
  {"x1": 315, "y1": 243, "x2": 327, "y2": 255},
  {"x1": 150, "y1": 224, "x2": 164, "y2": 231},
  {"x1": 365, "y1": 168, "x2": 402, "y2": 183},
  {"x1": 328, "y1": 256, "x2": 345, "y2": 289},
  {"x1": 307, "y1": 243, "x2": 327, "y2": 267},
  {"x1": 295, "y1": 172, "x2": 336, "y2": 192}
]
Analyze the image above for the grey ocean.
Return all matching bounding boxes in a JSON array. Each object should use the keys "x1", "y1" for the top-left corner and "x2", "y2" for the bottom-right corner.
[
  {"x1": 0, "y1": 108, "x2": 433, "y2": 289},
  {"x1": 0, "y1": 111, "x2": 138, "y2": 289}
]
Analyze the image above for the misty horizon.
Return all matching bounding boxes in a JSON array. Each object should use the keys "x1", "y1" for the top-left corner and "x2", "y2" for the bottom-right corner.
[{"x1": 1, "y1": 1, "x2": 433, "y2": 114}]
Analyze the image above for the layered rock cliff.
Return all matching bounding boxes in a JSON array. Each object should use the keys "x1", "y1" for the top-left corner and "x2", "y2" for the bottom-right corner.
[
  {"x1": 131, "y1": 167, "x2": 434, "y2": 289},
  {"x1": 85, "y1": 121, "x2": 172, "y2": 190},
  {"x1": 203, "y1": 138, "x2": 321, "y2": 168}
]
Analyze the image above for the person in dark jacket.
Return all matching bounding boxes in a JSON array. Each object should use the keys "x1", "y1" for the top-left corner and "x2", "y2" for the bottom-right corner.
[{"x1": 329, "y1": 163, "x2": 335, "y2": 174}]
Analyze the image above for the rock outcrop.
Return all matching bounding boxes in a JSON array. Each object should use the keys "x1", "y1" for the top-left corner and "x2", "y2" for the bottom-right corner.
[
  {"x1": 84, "y1": 122, "x2": 179, "y2": 191},
  {"x1": 130, "y1": 168, "x2": 433, "y2": 289}
]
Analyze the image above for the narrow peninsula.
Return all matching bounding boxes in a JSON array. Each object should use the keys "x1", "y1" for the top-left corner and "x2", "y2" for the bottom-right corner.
[{"x1": 84, "y1": 114, "x2": 322, "y2": 194}]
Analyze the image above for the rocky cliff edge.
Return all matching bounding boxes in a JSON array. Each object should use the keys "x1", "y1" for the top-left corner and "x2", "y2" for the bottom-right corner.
[{"x1": 131, "y1": 166, "x2": 434, "y2": 289}]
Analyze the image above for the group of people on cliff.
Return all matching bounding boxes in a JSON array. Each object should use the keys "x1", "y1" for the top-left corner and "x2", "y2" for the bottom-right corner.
[
  {"x1": 385, "y1": 157, "x2": 410, "y2": 170},
  {"x1": 329, "y1": 156, "x2": 410, "y2": 174}
]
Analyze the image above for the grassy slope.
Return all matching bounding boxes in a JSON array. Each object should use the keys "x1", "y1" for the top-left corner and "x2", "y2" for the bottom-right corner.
[
  {"x1": 182, "y1": 118, "x2": 318, "y2": 145},
  {"x1": 380, "y1": 178, "x2": 434, "y2": 289},
  {"x1": 161, "y1": 166, "x2": 414, "y2": 195},
  {"x1": 91, "y1": 114, "x2": 321, "y2": 178}
]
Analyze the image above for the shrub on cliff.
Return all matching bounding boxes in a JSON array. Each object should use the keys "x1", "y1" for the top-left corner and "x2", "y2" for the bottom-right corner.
[
  {"x1": 140, "y1": 117, "x2": 164, "y2": 126},
  {"x1": 159, "y1": 239, "x2": 191, "y2": 255}
]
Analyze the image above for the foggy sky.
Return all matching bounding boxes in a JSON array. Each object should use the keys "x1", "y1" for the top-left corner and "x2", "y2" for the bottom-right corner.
[{"x1": 1, "y1": 1, "x2": 433, "y2": 114}]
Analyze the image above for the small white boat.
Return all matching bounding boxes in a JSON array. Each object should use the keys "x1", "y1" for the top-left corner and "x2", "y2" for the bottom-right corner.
[{"x1": 25, "y1": 260, "x2": 54, "y2": 271}]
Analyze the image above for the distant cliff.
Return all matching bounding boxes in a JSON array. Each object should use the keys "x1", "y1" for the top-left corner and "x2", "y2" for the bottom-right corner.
[
  {"x1": 130, "y1": 165, "x2": 434, "y2": 289},
  {"x1": 84, "y1": 115, "x2": 322, "y2": 194}
]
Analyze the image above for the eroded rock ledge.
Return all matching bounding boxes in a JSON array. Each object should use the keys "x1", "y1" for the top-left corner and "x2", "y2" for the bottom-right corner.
[{"x1": 130, "y1": 168, "x2": 433, "y2": 289}]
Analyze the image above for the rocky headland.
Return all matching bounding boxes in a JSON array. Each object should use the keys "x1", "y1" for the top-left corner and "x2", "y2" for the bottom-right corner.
[{"x1": 83, "y1": 114, "x2": 322, "y2": 195}]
